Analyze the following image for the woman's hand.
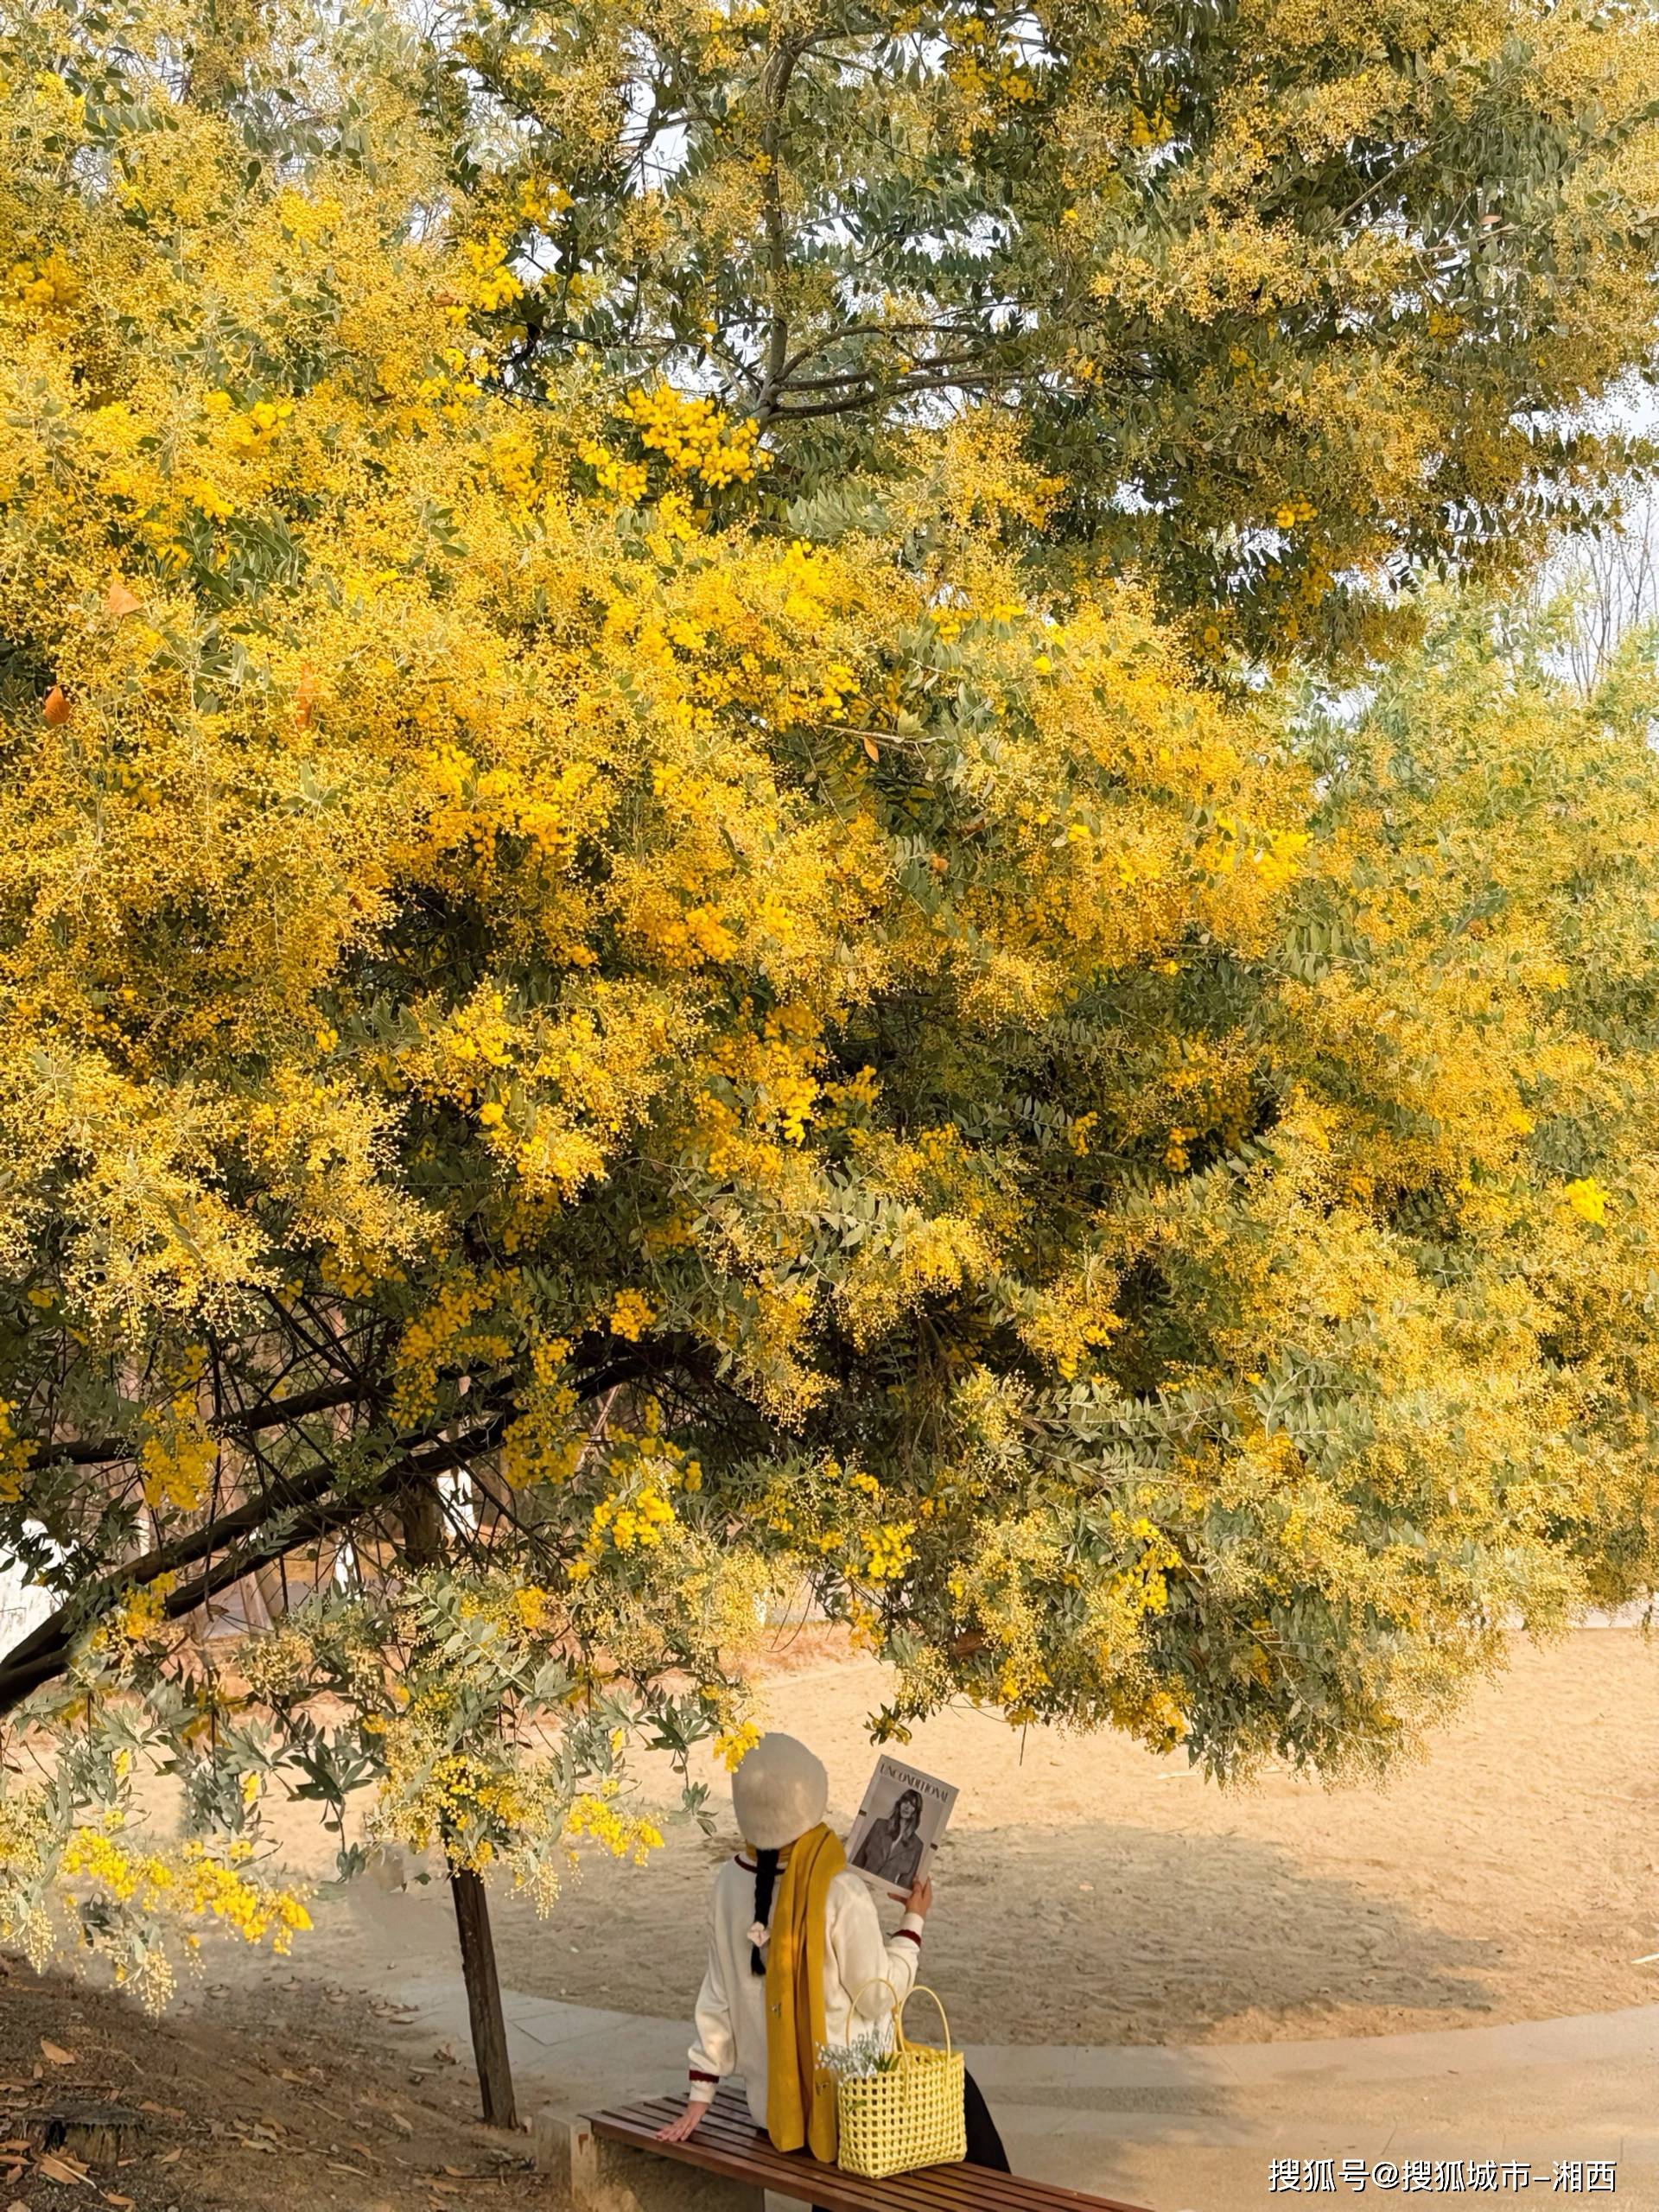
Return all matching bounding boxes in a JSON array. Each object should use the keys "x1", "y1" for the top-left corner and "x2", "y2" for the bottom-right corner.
[
  {"x1": 654, "y1": 2099, "x2": 708, "y2": 2144},
  {"x1": 891, "y1": 1875, "x2": 932, "y2": 1918}
]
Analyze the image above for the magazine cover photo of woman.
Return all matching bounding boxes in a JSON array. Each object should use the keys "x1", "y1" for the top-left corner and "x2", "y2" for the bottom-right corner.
[{"x1": 850, "y1": 1786, "x2": 926, "y2": 1890}]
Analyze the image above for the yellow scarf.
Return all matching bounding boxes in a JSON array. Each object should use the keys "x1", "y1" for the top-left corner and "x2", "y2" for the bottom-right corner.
[{"x1": 760, "y1": 1821, "x2": 845, "y2": 2160}]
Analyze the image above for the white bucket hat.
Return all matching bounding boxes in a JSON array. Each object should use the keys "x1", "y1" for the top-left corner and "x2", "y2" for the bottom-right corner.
[{"x1": 731, "y1": 1732, "x2": 829, "y2": 1851}]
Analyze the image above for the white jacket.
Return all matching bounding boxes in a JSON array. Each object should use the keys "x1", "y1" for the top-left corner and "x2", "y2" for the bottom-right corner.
[{"x1": 687, "y1": 1850, "x2": 926, "y2": 2126}]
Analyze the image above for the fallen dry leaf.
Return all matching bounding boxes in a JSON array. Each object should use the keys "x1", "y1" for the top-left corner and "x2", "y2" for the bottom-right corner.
[
  {"x1": 32, "y1": 2152, "x2": 89, "y2": 2186},
  {"x1": 8, "y1": 2197, "x2": 32, "y2": 2212},
  {"x1": 156, "y1": 2148, "x2": 181, "y2": 2167},
  {"x1": 326, "y1": 2164, "x2": 367, "y2": 2178},
  {"x1": 100, "y1": 2193, "x2": 135, "y2": 2208},
  {"x1": 39, "y1": 2041, "x2": 76, "y2": 2067}
]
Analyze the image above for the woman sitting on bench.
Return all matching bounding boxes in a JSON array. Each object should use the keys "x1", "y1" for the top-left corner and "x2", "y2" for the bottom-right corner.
[{"x1": 654, "y1": 1731, "x2": 1009, "y2": 2201}]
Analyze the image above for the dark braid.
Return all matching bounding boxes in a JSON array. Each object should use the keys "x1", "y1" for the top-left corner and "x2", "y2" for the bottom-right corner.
[{"x1": 750, "y1": 1847, "x2": 780, "y2": 1975}]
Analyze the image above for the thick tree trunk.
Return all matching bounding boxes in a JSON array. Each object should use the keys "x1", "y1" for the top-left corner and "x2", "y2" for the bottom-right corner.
[
  {"x1": 399, "y1": 1477, "x2": 446, "y2": 1570},
  {"x1": 400, "y1": 1471, "x2": 519, "y2": 2133},
  {"x1": 449, "y1": 1864, "x2": 518, "y2": 2130},
  {"x1": 252, "y1": 1559, "x2": 289, "y2": 1622}
]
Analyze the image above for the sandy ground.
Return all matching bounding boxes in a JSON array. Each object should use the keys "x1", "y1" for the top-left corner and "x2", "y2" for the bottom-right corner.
[{"x1": 197, "y1": 1624, "x2": 1659, "y2": 2049}]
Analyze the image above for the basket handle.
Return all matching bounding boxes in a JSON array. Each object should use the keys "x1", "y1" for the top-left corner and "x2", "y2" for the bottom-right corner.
[
  {"x1": 896, "y1": 1983, "x2": 953, "y2": 2059},
  {"x1": 848, "y1": 1974, "x2": 903, "y2": 2031}
]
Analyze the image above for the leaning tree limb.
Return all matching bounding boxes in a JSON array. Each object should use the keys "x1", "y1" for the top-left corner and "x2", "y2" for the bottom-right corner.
[
  {"x1": 0, "y1": 1421, "x2": 510, "y2": 1717},
  {"x1": 35, "y1": 1376, "x2": 374, "y2": 1470},
  {"x1": 0, "y1": 1345, "x2": 669, "y2": 1719}
]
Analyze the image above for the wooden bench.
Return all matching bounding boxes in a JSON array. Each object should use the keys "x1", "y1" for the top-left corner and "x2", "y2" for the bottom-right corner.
[{"x1": 534, "y1": 2083, "x2": 1154, "y2": 2212}]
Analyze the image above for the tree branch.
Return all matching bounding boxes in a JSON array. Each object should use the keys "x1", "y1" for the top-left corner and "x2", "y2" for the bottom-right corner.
[
  {"x1": 754, "y1": 36, "x2": 805, "y2": 423},
  {"x1": 37, "y1": 1377, "x2": 374, "y2": 1470},
  {"x1": 0, "y1": 1425, "x2": 505, "y2": 1717},
  {"x1": 0, "y1": 1347, "x2": 671, "y2": 1719},
  {"x1": 771, "y1": 365, "x2": 1005, "y2": 421}
]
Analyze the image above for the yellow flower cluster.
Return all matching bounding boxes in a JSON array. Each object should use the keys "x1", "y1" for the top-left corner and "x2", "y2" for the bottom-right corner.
[
  {"x1": 512, "y1": 1583, "x2": 556, "y2": 1631},
  {"x1": 201, "y1": 390, "x2": 295, "y2": 454},
  {"x1": 0, "y1": 1792, "x2": 54, "y2": 1969},
  {"x1": 272, "y1": 189, "x2": 341, "y2": 244},
  {"x1": 862, "y1": 1522, "x2": 916, "y2": 1581},
  {"x1": 620, "y1": 385, "x2": 769, "y2": 486},
  {"x1": 562, "y1": 1789, "x2": 664, "y2": 1865},
  {"x1": 91, "y1": 1572, "x2": 178, "y2": 1657},
  {"x1": 608, "y1": 1288, "x2": 656, "y2": 1340},
  {"x1": 137, "y1": 1391, "x2": 217, "y2": 1513},
  {"x1": 1564, "y1": 1176, "x2": 1611, "y2": 1225},
  {"x1": 575, "y1": 435, "x2": 645, "y2": 502},
  {"x1": 577, "y1": 437, "x2": 649, "y2": 502},
  {"x1": 174, "y1": 1841, "x2": 313, "y2": 1950},
  {"x1": 392, "y1": 1268, "x2": 518, "y2": 1422},
  {"x1": 943, "y1": 15, "x2": 1043, "y2": 132},
  {"x1": 713, "y1": 1719, "x2": 762, "y2": 1770},
  {"x1": 4, "y1": 250, "x2": 79, "y2": 317},
  {"x1": 460, "y1": 234, "x2": 524, "y2": 312},
  {"x1": 41, "y1": 1829, "x2": 312, "y2": 2009},
  {"x1": 584, "y1": 1484, "x2": 677, "y2": 1556}
]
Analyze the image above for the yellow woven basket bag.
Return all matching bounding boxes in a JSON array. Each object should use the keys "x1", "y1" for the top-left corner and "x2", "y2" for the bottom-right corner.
[{"x1": 836, "y1": 1981, "x2": 967, "y2": 2180}]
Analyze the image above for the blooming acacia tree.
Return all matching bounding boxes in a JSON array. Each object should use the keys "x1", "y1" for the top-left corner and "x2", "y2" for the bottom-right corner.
[
  {"x1": 0, "y1": 0, "x2": 1658, "y2": 2122},
  {"x1": 451, "y1": 0, "x2": 1659, "y2": 661}
]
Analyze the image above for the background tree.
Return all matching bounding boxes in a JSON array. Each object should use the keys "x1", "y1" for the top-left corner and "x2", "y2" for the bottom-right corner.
[
  {"x1": 1532, "y1": 404, "x2": 1659, "y2": 691},
  {"x1": 448, "y1": 0, "x2": 1659, "y2": 658}
]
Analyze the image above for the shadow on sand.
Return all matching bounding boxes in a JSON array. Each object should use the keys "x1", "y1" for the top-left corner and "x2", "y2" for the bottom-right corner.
[{"x1": 855, "y1": 1815, "x2": 1501, "y2": 2049}]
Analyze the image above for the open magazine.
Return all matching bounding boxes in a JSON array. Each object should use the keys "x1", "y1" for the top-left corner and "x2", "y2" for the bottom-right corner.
[{"x1": 843, "y1": 1756, "x2": 957, "y2": 1895}]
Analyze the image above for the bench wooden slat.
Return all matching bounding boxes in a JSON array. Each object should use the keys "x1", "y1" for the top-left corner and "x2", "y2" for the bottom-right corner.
[
  {"x1": 654, "y1": 2106, "x2": 1021, "y2": 2205},
  {"x1": 588, "y1": 2099, "x2": 918, "y2": 2209},
  {"x1": 663, "y1": 2107, "x2": 1108, "y2": 2212},
  {"x1": 593, "y1": 2086, "x2": 1109, "y2": 2203},
  {"x1": 592, "y1": 2096, "x2": 1150, "y2": 2212},
  {"x1": 586, "y1": 2087, "x2": 1153, "y2": 2212}
]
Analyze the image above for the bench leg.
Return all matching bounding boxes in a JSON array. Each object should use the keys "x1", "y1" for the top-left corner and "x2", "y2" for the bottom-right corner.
[{"x1": 533, "y1": 2113, "x2": 766, "y2": 2212}]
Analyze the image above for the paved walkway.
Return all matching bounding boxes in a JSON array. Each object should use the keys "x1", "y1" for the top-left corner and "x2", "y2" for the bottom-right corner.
[{"x1": 380, "y1": 1972, "x2": 1659, "y2": 2210}]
